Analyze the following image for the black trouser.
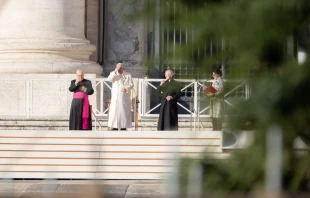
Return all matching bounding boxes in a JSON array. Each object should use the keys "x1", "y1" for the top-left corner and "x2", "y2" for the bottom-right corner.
[{"x1": 211, "y1": 118, "x2": 222, "y2": 131}]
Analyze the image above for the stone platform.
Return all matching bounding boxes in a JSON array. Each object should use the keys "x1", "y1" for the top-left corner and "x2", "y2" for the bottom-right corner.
[
  {"x1": 0, "y1": 118, "x2": 213, "y2": 131},
  {"x1": 0, "y1": 180, "x2": 164, "y2": 198},
  {"x1": 2, "y1": 180, "x2": 310, "y2": 198}
]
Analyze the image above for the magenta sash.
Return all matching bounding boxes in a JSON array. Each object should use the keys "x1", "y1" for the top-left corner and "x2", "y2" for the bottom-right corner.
[{"x1": 73, "y1": 92, "x2": 89, "y2": 130}]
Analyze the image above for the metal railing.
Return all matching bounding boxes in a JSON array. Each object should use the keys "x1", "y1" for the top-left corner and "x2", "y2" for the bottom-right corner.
[
  {"x1": 138, "y1": 78, "x2": 250, "y2": 118},
  {"x1": 1, "y1": 78, "x2": 249, "y2": 121}
]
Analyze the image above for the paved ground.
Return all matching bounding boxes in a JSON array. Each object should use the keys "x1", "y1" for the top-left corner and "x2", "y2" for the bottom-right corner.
[{"x1": 0, "y1": 180, "x2": 165, "y2": 198}]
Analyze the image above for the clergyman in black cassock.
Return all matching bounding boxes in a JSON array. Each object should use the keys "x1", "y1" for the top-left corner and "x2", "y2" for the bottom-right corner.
[
  {"x1": 157, "y1": 70, "x2": 181, "y2": 131},
  {"x1": 69, "y1": 70, "x2": 94, "y2": 130}
]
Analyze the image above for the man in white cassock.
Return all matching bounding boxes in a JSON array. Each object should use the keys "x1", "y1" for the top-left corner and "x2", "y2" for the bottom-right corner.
[{"x1": 108, "y1": 63, "x2": 134, "y2": 130}]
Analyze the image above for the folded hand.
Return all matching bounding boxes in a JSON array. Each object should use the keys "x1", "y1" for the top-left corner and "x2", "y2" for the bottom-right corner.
[
  {"x1": 81, "y1": 86, "x2": 87, "y2": 92},
  {"x1": 166, "y1": 96, "x2": 173, "y2": 101}
]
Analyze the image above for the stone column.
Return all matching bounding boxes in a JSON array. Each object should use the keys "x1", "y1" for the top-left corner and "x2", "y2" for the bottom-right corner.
[{"x1": 0, "y1": 0, "x2": 102, "y2": 74}]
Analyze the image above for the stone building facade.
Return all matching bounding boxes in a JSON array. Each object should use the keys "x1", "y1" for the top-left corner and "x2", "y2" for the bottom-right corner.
[
  {"x1": 86, "y1": 0, "x2": 148, "y2": 77},
  {"x1": 0, "y1": 0, "x2": 147, "y2": 78},
  {"x1": 0, "y1": 0, "x2": 153, "y2": 120}
]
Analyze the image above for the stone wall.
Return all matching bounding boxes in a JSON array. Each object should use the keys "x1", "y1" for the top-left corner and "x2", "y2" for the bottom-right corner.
[
  {"x1": 85, "y1": 0, "x2": 148, "y2": 77},
  {"x1": 103, "y1": 0, "x2": 148, "y2": 77}
]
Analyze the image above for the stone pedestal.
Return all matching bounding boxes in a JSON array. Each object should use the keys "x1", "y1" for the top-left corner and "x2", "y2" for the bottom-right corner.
[{"x1": 0, "y1": 0, "x2": 102, "y2": 74}]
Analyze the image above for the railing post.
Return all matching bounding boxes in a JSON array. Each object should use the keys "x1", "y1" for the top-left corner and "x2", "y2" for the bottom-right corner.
[
  {"x1": 90, "y1": 105, "x2": 96, "y2": 131},
  {"x1": 29, "y1": 79, "x2": 32, "y2": 118},
  {"x1": 106, "y1": 99, "x2": 111, "y2": 130},
  {"x1": 194, "y1": 82, "x2": 198, "y2": 131},
  {"x1": 135, "y1": 100, "x2": 140, "y2": 131},
  {"x1": 26, "y1": 79, "x2": 30, "y2": 118},
  {"x1": 100, "y1": 80, "x2": 104, "y2": 114},
  {"x1": 246, "y1": 81, "x2": 251, "y2": 100}
]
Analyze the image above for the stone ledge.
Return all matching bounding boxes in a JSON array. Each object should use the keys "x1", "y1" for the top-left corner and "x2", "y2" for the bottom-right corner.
[{"x1": 0, "y1": 181, "x2": 165, "y2": 198}]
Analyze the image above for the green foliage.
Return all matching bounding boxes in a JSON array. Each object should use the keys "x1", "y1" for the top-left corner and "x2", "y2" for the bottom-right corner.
[{"x1": 133, "y1": 0, "x2": 310, "y2": 193}]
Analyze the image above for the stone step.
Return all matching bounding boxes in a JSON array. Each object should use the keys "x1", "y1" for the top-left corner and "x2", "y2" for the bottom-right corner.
[
  {"x1": 0, "y1": 126, "x2": 213, "y2": 131},
  {"x1": 0, "y1": 118, "x2": 213, "y2": 131},
  {"x1": 0, "y1": 118, "x2": 212, "y2": 122}
]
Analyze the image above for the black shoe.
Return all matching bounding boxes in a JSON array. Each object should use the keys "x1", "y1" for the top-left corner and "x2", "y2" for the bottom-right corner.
[
  {"x1": 217, "y1": 118, "x2": 222, "y2": 131},
  {"x1": 120, "y1": 128, "x2": 127, "y2": 131},
  {"x1": 212, "y1": 118, "x2": 218, "y2": 131},
  {"x1": 112, "y1": 128, "x2": 118, "y2": 130}
]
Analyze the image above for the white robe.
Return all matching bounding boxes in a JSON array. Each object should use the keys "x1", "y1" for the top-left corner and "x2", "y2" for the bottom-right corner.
[{"x1": 107, "y1": 71, "x2": 134, "y2": 129}]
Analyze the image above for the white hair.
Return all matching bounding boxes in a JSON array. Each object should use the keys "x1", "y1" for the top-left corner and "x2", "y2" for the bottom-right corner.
[
  {"x1": 76, "y1": 69, "x2": 84, "y2": 74},
  {"x1": 165, "y1": 69, "x2": 174, "y2": 76}
]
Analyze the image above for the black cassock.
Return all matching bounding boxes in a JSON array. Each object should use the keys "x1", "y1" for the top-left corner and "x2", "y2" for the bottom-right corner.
[
  {"x1": 69, "y1": 79, "x2": 94, "y2": 130},
  {"x1": 157, "y1": 79, "x2": 181, "y2": 131}
]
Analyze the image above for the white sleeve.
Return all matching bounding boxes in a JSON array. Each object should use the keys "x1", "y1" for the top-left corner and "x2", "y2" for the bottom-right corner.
[{"x1": 107, "y1": 71, "x2": 118, "y2": 82}]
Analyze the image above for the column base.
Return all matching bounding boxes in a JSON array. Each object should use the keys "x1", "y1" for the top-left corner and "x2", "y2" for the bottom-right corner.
[{"x1": 0, "y1": 61, "x2": 103, "y2": 75}]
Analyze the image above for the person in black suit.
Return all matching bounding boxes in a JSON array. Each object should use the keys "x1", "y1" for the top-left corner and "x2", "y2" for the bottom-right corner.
[
  {"x1": 157, "y1": 69, "x2": 181, "y2": 131},
  {"x1": 68, "y1": 69, "x2": 94, "y2": 130}
]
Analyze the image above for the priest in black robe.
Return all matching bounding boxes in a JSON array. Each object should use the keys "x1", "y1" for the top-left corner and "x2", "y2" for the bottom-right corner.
[
  {"x1": 69, "y1": 69, "x2": 94, "y2": 130},
  {"x1": 157, "y1": 69, "x2": 181, "y2": 131}
]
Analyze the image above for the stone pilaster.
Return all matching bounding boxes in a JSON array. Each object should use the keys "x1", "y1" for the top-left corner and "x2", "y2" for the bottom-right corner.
[
  {"x1": 103, "y1": 0, "x2": 147, "y2": 78},
  {"x1": 86, "y1": 0, "x2": 99, "y2": 63}
]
